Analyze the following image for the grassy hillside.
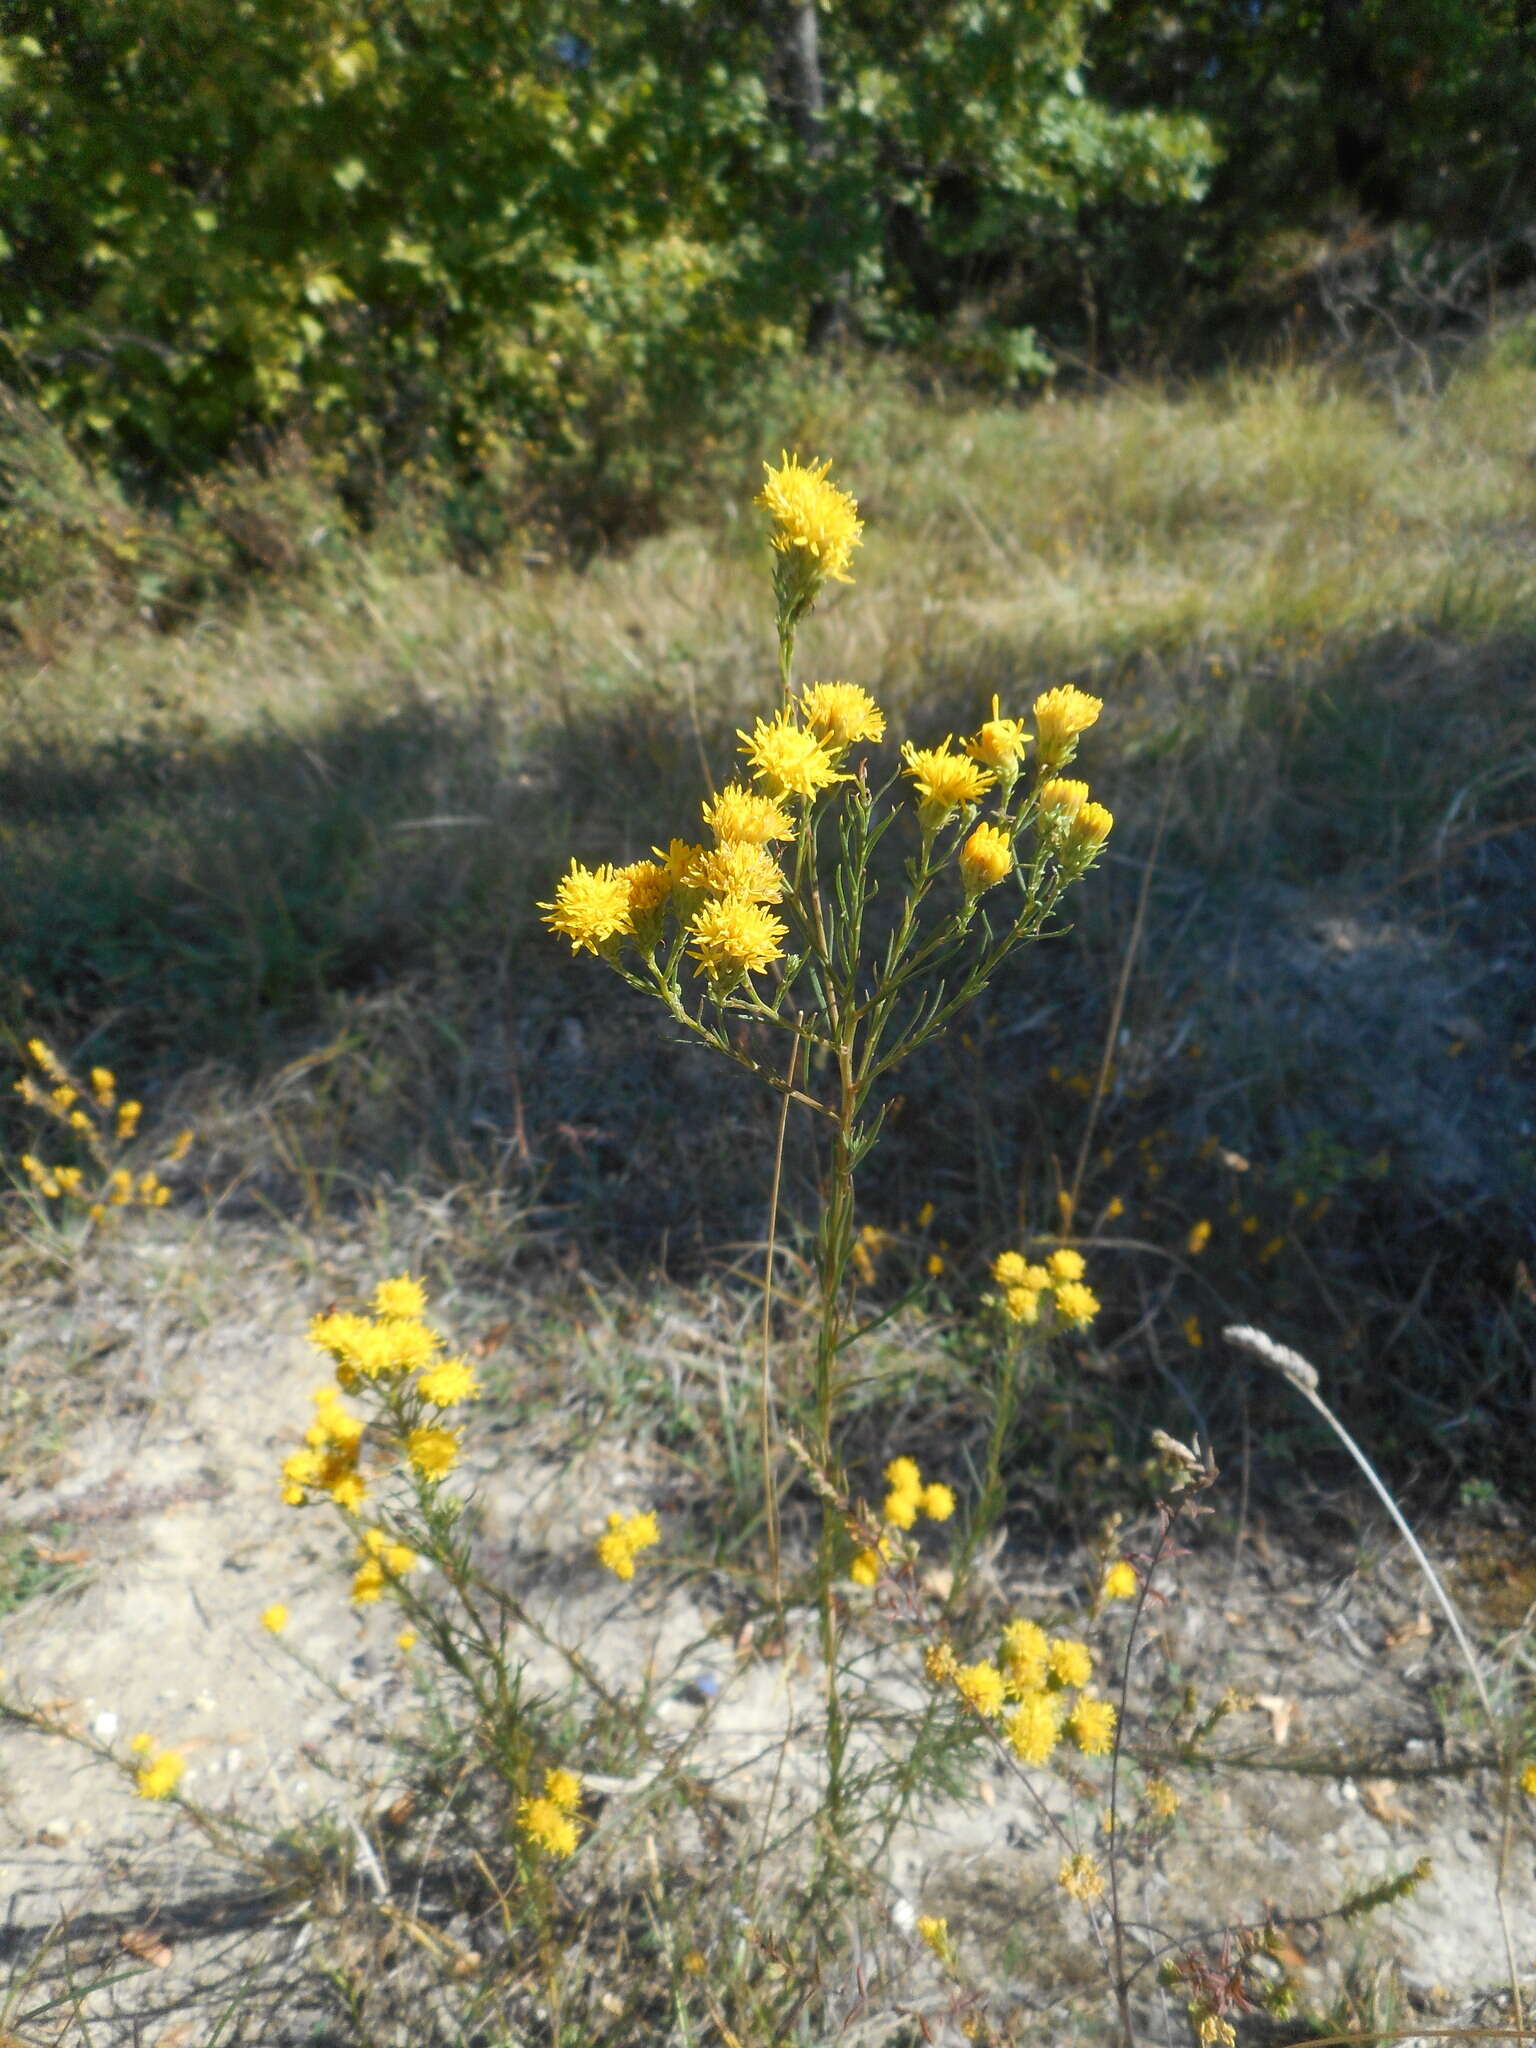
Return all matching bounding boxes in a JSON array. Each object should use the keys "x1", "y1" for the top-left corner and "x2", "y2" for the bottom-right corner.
[{"x1": 3, "y1": 346, "x2": 1535, "y2": 1497}]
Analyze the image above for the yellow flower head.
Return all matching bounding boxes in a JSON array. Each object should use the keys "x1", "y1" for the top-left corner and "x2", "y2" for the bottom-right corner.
[
  {"x1": 261, "y1": 1602, "x2": 290, "y2": 1635},
  {"x1": 700, "y1": 785, "x2": 794, "y2": 847},
  {"x1": 1058, "y1": 1851, "x2": 1105, "y2": 1903},
  {"x1": 1144, "y1": 1775, "x2": 1180, "y2": 1818},
  {"x1": 965, "y1": 697, "x2": 1030, "y2": 773},
  {"x1": 1101, "y1": 1560, "x2": 1138, "y2": 1602},
  {"x1": 396, "y1": 1629, "x2": 417, "y2": 1652},
  {"x1": 1067, "y1": 1695, "x2": 1117, "y2": 1756},
  {"x1": 959, "y1": 820, "x2": 1014, "y2": 898},
  {"x1": 90, "y1": 1066, "x2": 116, "y2": 1105},
  {"x1": 539, "y1": 860, "x2": 633, "y2": 954},
  {"x1": 800, "y1": 680, "x2": 885, "y2": 749},
  {"x1": 617, "y1": 859, "x2": 674, "y2": 926},
  {"x1": 884, "y1": 1455, "x2": 922, "y2": 1495},
  {"x1": 738, "y1": 708, "x2": 846, "y2": 801},
  {"x1": 901, "y1": 741, "x2": 994, "y2": 826},
  {"x1": 1004, "y1": 1285, "x2": 1041, "y2": 1325},
  {"x1": 757, "y1": 452, "x2": 863, "y2": 585},
  {"x1": 1047, "y1": 1247, "x2": 1085, "y2": 1282},
  {"x1": 1187, "y1": 1218, "x2": 1212, "y2": 1255},
  {"x1": 1520, "y1": 1761, "x2": 1536, "y2": 1799},
  {"x1": 849, "y1": 1546, "x2": 882, "y2": 1587},
  {"x1": 1048, "y1": 1637, "x2": 1094, "y2": 1689},
  {"x1": 405, "y1": 1425, "x2": 460, "y2": 1482},
  {"x1": 544, "y1": 1766, "x2": 582, "y2": 1814},
  {"x1": 688, "y1": 841, "x2": 787, "y2": 904},
  {"x1": 953, "y1": 1660, "x2": 1006, "y2": 1719},
  {"x1": 1036, "y1": 778, "x2": 1089, "y2": 832},
  {"x1": 1068, "y1": 801, "x2": 1114, "y2": 860},
  {"x1": 916, "y1": 1914, "x2": 954, "y2": 1965},
  {"x1": 597, "y1": 1509, "x2": 660, "y2": 1580},
  {"x1": 518, "y1": 1793, "x2": 581, "y2": 1859},
  {"x1": 923, "y1": 1641, "x2": 958, "y2": 1685},
  {"x1": 1001, "y1": 1618, "x2": 1050, "y2": 1695},
  {"x1": 919, "y1": 1482, "x2": 955, "y2": 1522},
  {"x1": 116, "y1": 1100, "x2": 142, "y2": 1138},
  {"x1": 374, "y1": 1275, "x2": 427, "y2": 1321},
  {"x1": 883, "y1": 1486, "x2": 921, "y2": 1530},
  {"x1": 1053, "y1": 1279, "x2": 1100, "y2": 1329},
  {"x1": 991, "y1": 1250, "x2": 1028, "y2": 1287},
  {"x1": 352, "y1": 1557, "x2": 387, "y2": 1604},
  {"x1": 1005, "y1": 1690, "x2": 1062, "y2": 1766},
  {"x1": 689, "y1": 897, "x2": 787, "y2": 981},
  {"x1": 417, "y1": 1356, "x2": 480, "y2": 1407},
  {"x1": 134, "y1": 1748, "x2": 185, "y2": 1801},
  {"x1": 1032, "y1": 685, "x2": 1103, "y2": 762},
  {"x1": 660, "y1": 837, "x2": 709, "y2": 884}
]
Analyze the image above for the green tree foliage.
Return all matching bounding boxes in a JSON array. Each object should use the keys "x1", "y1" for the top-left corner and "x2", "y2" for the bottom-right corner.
[{"x1": 0, "y1": 0, "x2": 1210, "y2": 511}]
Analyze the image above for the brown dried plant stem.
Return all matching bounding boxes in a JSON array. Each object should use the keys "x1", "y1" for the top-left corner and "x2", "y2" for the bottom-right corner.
[{"x1": 1225, "y1": 1325, "x2": 1528, "y2": 2044}]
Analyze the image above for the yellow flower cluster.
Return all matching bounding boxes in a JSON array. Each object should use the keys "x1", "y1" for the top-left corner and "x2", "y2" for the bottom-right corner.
[
  {"x1": 12, "y1": 1038, "x2": 191, "y2": 1222},
  {"x1": 352, "y1": 1524, "x2": 418, "y2": 1605},
  {"x1": 281, "y1": 1275, "x2": 474, "y2": 1511},
  {"x1": 848, "y1": 1456, "x2": 955, "y2": 1585},
  {"x1": 1057, "y1": 1850, "x2": 1105, "y2": 1904},
  {"x1": 927, "y1": 1615, "x2": 1115, "y2": 1765},
  {"x1": 915, "y1": 1914, "x2": 954, "y2": 1966},
  {"x1": 596, "y1": 1509, "x2": 660, "y2": 1581},
  {"x1": 990, "y1": 1246, "x2": 1101, "y2": 1331},
  {"x1": 517, "y1": 1765, "x2": 584, "y2": 1859},
  {"x1": 129, "y1": 1731, "x2": 185, "y2": 1801},
  {"x1": 756, "y1": 451, "x2": 864, "y2": 587}
]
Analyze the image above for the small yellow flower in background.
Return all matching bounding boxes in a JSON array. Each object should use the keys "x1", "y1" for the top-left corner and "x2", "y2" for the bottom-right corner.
[
  {"x1": 919, "y1": 1482, "x2": 955, "y2": 1522},
  {"x1": 959, "y1": 820, "x2": 1014, "y2": 898},
  {"x1": 916, "y1": 1914, "x2": 955, "y2": 1966},
  {"x1": 689, "y1": 896, "x2": 788, "y2": 981},
  {"x1": 543, "y1": 1767, "x2": 582, "y2": 1814},
  {"x1": 900, "y1": 742, "x2": 994, "y2": 828},
  {"x1": 517, "y1": 1793, "x2": 581, "y2": 1859},
  {"x1": 1058, "y1": 1850, "x2": 1105, "y2": 1903},
  {"x1": 1048, "y1": 1638, "x2": 1093, "y2": 1689},
  {"x1": 701, "y1": 784, "x2": 794, "y2": 847},
  {"x1": 757, "y1": 451, "x2": 863, "y2": 585},
  {"x1": 1053, "y1": 1279, "x2": 1100, "y2": 1329},
  {"x1": 1195, "y1": 2014, "x2": 1236, "y2": 2048},
  {"x1": 953, "y1": 1660, "x2": 1005, "y2": 1719},
  {"x1": 134, "y1": 1747, "x2": 185, "y2": 1801},
  {"x1": 261, "y1": 1602, "x2": 290, "y2": 1634},
  {"x1": 539, "y1": 860, "x2": 633, "y2": 955},
  {"x1": 916, "y1": 1200, "x2": 936, "y2": 1229},
  {"x1": 1032, "y1": 685, "x2": 1103, "y2": 763},
  {"x1": 964, "y1": 697, "x2": 1029, "y2": 776},
  {"x1": 1001, "y1": 1618, "x2": 1049, "y2": 1694},
  {"x1": 597, "y1": 1509, "x2": 661, "y2": 1581},
  {"x1": 1047, "y1": 1247, "x2": 1085, "y2": 1281},
  {"x1": 396, "y1": 1630, "x2": 418, "y2": 1652},
  {"x1": 352, "y1": 1558, "x2": 387, "y2": 1604},
  {"x1": 1067, "y1": 1696, "x2": 1117, "y2": 1756},
  {"x1": 89, "y1": 1067, "x2": 116, "y2": 1104},
  {"x1": 925, "y1": 1251, "x2": 944, "y2": 1276},
  {"x1": 1104, "y1": 1195, "x2": 1125, "y2": 1221},
  {"x1": 800, "y1": 680, "x2": 885, "y2": 749},
  {"x1": 1521, "y1": 1762, "x2": 1536, "y2": 1799},
  {"x1": 738, "y1": 708, "x2": 846, "y2": 802},
  {"x1": 405, "y1": 1425, "x2": 460, "y2": 1482},
  {"x1": 129, "y1": 1731, "x2": 154, "y2": 1755},
  {"x1": 923, "y1": 1641, "x2": 958, "y2": 1686},
  {"x1": 416, "y1": 1356, "x2": 480, "y2": 1407},
  {"x1": 1183, "y1": 1313, "x2": 1204, "y2": 1349},
  {"x1": 1101, "y1": 1560, "x2": 1138, "y2": 1602},
  {"x1": 688, "y1": 841, "x2": 787, "y2": 905},
  {"x1": 328, "y1": 1468, "x2": 369, "y2": 1512},
  {"x1": 849, "y1": 1547, "x2": 883, "y2": 1587},
  {"x1": 1005, "y1": 1690, "x2": 1062, "y2": 1765},
  {"x1": 885, "y1": 1456, "x2": 921, "y2": 1496},
  {"x1": 1187, "y1": 1219, "x2": 1212, "y2": 1254},
  {"x1": 1004, "y1": 1285, "x2": 1041, "y2": 1324},
  {"x1": 1144, "y1": 1775, "x2": 1180, "y2": 1819}
]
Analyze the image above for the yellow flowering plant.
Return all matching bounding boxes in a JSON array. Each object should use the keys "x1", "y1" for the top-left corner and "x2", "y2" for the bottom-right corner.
[
  {"x1": 540, "y1": 450, "x2": 1116, "y2": 1842},
  {"x1": 7, "y1": 1035, "x2": 193, "y2": 1232}
]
